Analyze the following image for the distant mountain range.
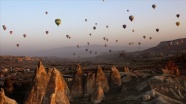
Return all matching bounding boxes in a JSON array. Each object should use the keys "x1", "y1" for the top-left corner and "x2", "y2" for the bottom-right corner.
[
  {"x1": 142, "y1": 38, "x2": 186, "y2": 53},
  {"x1": 1, "y1": 38, "x2": 185, "y2": 58},
  {"x1": 28, "y1": 45, "x2": 148, "y2": 58},
  {"x1": 91, "y1": 38, "x2": 186, "y2": 63}
]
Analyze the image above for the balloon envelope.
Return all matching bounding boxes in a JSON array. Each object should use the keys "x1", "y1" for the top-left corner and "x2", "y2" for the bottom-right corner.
[
  {"x1": 152, "y1": 4, "x2": 156, "y2": 9},
  {"x1": 55, "y1": 19, "x2": 61, "y2": 26},
  {"x1": 176, "y1": 22, "x2": 180, "y2": 26},
  {"x1": 156, "y1": 28, "x2": 159, "y2": 32},
  {"x1": 176, "y1": 14, "x2": 180, "y2": 18},
  {"x1": 93, "y1": 26, "x2": 96, "y2": 30},
  {"x1": 10, "y1": 31, "x2": 13, "y2": 34},
  {"x1": 2, "y1": 25, "x2": 6, "y2": 30},
  {"x1": 123, "y1": 24, "x2": 127, "y2": 29},
  {"x1": 129, "y1": 15, "x2": 134, "y2": 21},
  {"x1": 23, "y1": 34, "x2": 26, "y2": 38}
]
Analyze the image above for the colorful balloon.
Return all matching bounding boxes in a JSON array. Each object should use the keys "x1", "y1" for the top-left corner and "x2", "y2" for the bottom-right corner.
[
  {"x1": 55, "y1": 19, "x2": 61, "y2": 26},
  {"x1": 176, "y1": 22, "x2": 180, "y2": 26},
  {"x1": 129, "y1": 15, "x2": 134, "y2": 21}
]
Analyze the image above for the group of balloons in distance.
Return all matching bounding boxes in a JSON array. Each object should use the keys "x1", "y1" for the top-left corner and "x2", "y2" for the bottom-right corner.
[{"x1": 2, "y1": 2, "x2": 183, "y2": 57}]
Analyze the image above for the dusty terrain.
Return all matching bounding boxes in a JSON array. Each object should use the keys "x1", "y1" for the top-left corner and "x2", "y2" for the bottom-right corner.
[{"x1": 0, "y1": 50, "x2": 186, "y2": 104}]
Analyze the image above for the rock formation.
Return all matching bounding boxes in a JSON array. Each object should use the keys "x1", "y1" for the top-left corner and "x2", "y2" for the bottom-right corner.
[
  {"x1": 3, "y1": 77, "x2": 14, "y2": 96},
  {"x1": 0, "y1": 88, "x2": 17, "y2": 104},
  {"x1": 24, "y1": 61, "x2": 70, "y2": 104},
  {"x1": 109, "y1": 66, "x2": 122, "y2": 90},
  {"x1": 70, "y1": 64, "x2": 84, "y2": 98},
  {"x1": 95, "y1": 65, "x2": 109, "y2": 93},
  {"x1": 42, "y1": 68, "x2": 70, "y2": 104},
  {"x1": 91, "y1": 82, "x2": 105, "y2": 104},
  {"x1": 162, "y1": 61, "x2": 180, "y2": 75},
  {"x1": 24, "y1": 61, "x2": 50, "y2": 104},
  {"x1": 84, "y1": 72, "x2": 95, "y2": 96},
  {"x1": 124, "y1": 66, "x2": 129, "y2": 72}
]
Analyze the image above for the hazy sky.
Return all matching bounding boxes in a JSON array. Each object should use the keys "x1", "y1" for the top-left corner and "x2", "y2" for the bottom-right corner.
[{"x1": 0, "y1": 0, "x2": 186, "y2": 56}]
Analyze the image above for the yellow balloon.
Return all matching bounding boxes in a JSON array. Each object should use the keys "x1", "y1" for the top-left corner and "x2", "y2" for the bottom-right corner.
[
  {"x1": 176, "y1": 22, "x2": 180, "y2": 26},
  {"x1": 55, "y1": 19, "x2": 61, "y2": 26}
]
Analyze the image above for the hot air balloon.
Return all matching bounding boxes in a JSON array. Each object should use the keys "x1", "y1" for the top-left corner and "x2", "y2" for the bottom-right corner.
[
  {"x1": 10, "y1": 31, "x2": 13, "y2": 34},
  {"x1": 45, "y1": 11, "x2": 48, "y2": 14},
  {"x1": 93, "y1": 26, "x2": 96, "y2": 30},
  {"x1": 73, "y1": 53, "x2": 75, "y2": 56},
  {"x1": 104, "y1": 44, "x2": 107, "y2": 47},
  {"x1": 16, "y1": 44, "x2": 19, "y2": 47},
  {"x1": 23, "y1": 34, "x2": 26, "y2": 38},
  {"x1": 143, "y1": 36, "x2": 146, "y2": 39},
  {"x1": 55, "y1": 19, "x2": 61, "y2": 26},
  {"x1": 2, "y1": 25, "x2": 6, "y2": 30},
  {"x1": 66, "y1": 35, "x2": 69, "y2": 38},
  {"x1": 103, "y1": 37, "x2": 106, "y2": 40},
  {"x1": 89, "y1": 33, "x2": 92, "y2": 36},
  {"x1": 106, "y1": 38, "x2": 108, "y2": 42},
  {"x1": 149, "y1": 37, "x2": 152, "y2": 40},
  {"x1": 132, "y1": 29, "x2": 135, "y2": 32},
  {"x1": 95, "y1": 52, "x2": 97, "y2": 54},
  {"x1": 86, "y1": 49, "x2": 88, "y2": 51},
  {"x1": 69, "y1": 36, "x2": 71, "y2": 39},
  {"x1": 95, "y1": 23, "x2": 97, "y2": 25},
  {"x1": 46, "y1": 31, "x2": 49, "y2": 34},
  {"x1": 176, "y1": 14, "x2": 180, "y2": 18},
  {"x1": 127, "y1": 10, "x2": 129, "y2": 12},
  {"x1": 85, "y1": 19, "x2": 87, "y2": 22},
  {"x1": 123, "y1": 24, "x2": 127, "y2": 29},
  {"x1": 176, "y1": 22, "x2": 180, "y2": 26},
  {"x1": 129, "y1": 15, "x2": 134, "y2": 21},
  {"x1": 156, "y1": 28, "x2": 159, "y2": 32},
  {"x1": 116, "y1": 40, "x2": 118, "y2": 42},
  {"x1": 109, "y1": 49, "x2": 112, "y2": 53},
  {"x1": 106, "y1": 25, "x2": 108, "y2": 28},
  {"x1": 129, "y1": 43, "x2": 131, "y2": 45},
  {"x1": 132, "y1": 42, "x2": 134, "y2": 45},
  {"x1": 138, "y1": 42, "x2": 141, "y2": 45},
  {"x1": 87, "y1": 42, "x2": 90, "y2": 45},
  {"x1": 77, "y1": 45, "x2": 79, "y2": 48},
  {"x1": 152, "y1": 4, "x2": 156, "y2": 9}
]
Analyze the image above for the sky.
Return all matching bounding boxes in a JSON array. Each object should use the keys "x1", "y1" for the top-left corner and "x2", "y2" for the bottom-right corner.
[{"x1": 0, "y1": 0, "x2": 186, "y2": 56}]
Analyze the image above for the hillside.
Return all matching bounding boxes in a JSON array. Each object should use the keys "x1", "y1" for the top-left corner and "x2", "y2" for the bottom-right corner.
[{"x1": 143, "y1": 38, "x2": 186, "y2": 53}]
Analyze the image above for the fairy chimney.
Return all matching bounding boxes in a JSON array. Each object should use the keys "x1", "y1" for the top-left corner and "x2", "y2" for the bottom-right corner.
[
  {"x1": 24, "y1": 61, "x2": 50, "y2": 104},
  {"x1": 70, "y1": 64, "x2": 84, "y2": 98},
  {"x1": 42, "y1": 68, "x2": 70, "y2": 104},
  {"x1": 0, "y1": 88, "x2": 17, "y2": 104},
  {"x1": 91, "y1": 82, "x2": 105, "y2": 104},
  {"x1": 95, "y1": 65, "x2": 109, "y2": 93},
  {"x1": 109, "y1": 66, "x2": 122, "y2": 91}
]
